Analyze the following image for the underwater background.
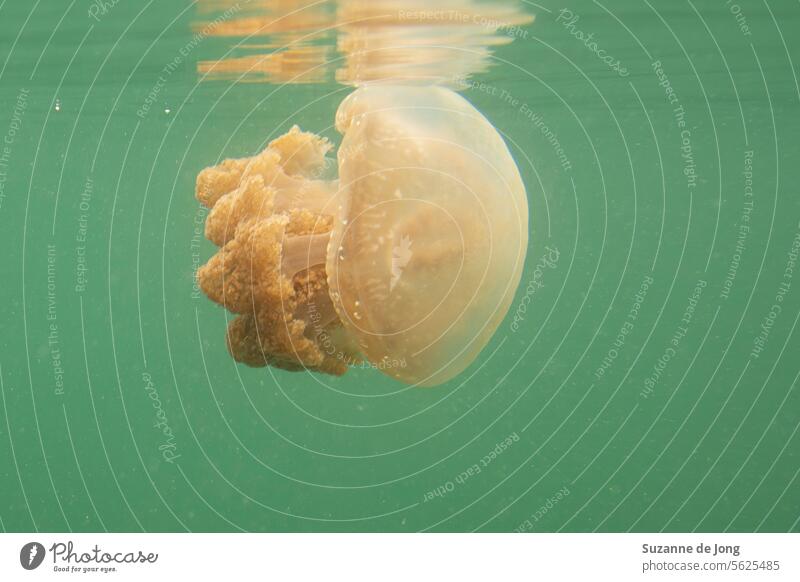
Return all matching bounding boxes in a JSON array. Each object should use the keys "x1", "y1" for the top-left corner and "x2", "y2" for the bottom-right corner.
[{"x1": 0, "y1": 0, "x2": 798, "y2": 532}]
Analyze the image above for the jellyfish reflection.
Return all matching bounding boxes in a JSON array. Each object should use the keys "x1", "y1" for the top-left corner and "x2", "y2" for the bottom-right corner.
[{"x1": 193, "y1": 0, "x2": 534, "y2": 86}]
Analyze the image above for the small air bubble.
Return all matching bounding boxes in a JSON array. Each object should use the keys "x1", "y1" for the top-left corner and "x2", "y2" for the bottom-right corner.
[
  {"x1": 164, "y1": 107, "x2": 171, "y2": 114},
  {"x1": 54, "y1": 99, "x2": 61, "y2": 112}
]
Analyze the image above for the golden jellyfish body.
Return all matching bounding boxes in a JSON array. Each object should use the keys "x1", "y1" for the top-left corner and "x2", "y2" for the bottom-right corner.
[{"x1": 197, "y1": 85, "x2": 528, "y2": 386}]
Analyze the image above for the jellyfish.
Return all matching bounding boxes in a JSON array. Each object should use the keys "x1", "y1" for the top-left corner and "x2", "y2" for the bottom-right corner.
[{"x1": 196, "y1": 85, "x2": 528, "y2": 386}]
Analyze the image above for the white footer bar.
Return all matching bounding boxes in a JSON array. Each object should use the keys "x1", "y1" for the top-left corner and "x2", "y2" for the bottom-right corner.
[{"x1": 1, "y1": 533, "x2": 797, "y2": 580}]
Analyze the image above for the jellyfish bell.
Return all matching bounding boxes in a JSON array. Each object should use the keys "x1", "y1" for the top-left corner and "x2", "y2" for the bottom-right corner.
[
  {"x1": 196, "y1": 85, "x2": 528, "y2": 387},
  {"x1": 329, "y1": 85, "x2": 528, "y2": 385}
]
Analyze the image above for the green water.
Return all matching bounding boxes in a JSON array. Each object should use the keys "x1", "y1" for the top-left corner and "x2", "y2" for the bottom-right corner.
[{"x1": 0, "y1": 0, "x2": 798, "y2": 532}]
